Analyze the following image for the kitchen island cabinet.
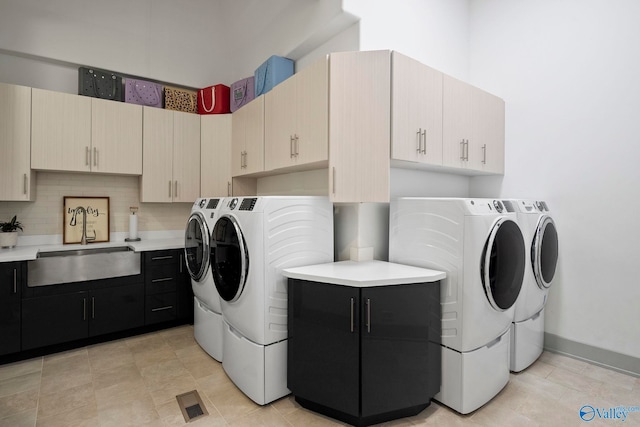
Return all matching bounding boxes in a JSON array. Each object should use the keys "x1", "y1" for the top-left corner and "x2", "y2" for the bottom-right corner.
[
  {"x1": 140, "y1": 107, "x2": 201, "y2": 202},
  {"x1": 0, "y1": 262, "x2": 23, "y2": 356},
  {"x1": 0, "y1": 83, "x2": 34, "y2": 201},
  {"x1": 31, "y1": 89, "x2": 143, "y2": 174},
  {"x1": 284, "y1": 261, "x2": 444, "y2": 426}
]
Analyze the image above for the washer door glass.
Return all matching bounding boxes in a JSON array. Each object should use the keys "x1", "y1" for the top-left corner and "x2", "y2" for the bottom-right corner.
[
  {"x1": 532, "y1": 216, "x2": 558, "y2": 289},
  {"x1": 210, "y1": 215, "x2": 248, "y2": 302},
  {"x1": 481, "y1": 218, "x2": 525, "y2": 311},
  {"x1": 184, "y1": 212, "x2": 210, "y2": 282}
]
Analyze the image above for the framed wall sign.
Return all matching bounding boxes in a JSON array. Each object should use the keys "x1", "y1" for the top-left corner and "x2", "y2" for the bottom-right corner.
[{"x1": 63, "y1": 196, "x2": 110, "y2": 244}]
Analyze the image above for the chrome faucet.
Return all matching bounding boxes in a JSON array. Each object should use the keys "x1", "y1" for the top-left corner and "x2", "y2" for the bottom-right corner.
[{"x1": 70, "y1": 206, "x2": 96, "y2": 245}]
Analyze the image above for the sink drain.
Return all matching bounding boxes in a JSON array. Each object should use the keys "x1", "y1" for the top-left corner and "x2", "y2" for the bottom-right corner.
[{"x1": 176, "y1": 390, "x2": 208, "y2": 423}]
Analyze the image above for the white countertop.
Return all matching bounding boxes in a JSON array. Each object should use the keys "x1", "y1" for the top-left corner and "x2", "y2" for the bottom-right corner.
[
  {"x1": 282, "y1": 260, "x2": 446, "y2": 287},
  {"x1": 0, "y1": 235, "x2": 185, "y2": 263}
]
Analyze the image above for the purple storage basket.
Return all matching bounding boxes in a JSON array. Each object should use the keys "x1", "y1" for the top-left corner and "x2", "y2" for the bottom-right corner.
[
  {"x1": 125, "y1": 78, "x2": 163, "y2": 108},
  {"x1": 230, "y1": 76, "x2": 255, "y2": 112}
]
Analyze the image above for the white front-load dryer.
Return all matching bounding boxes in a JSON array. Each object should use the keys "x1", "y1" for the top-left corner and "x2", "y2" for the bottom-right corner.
[
  {"x1": 210, "y1": 196, "x2": 334, "y2": 405},
  {"x1": 510, "y1": 199, "x2": 559, "y2": 372},
  {"x1": 185, "y1": 197, "x2": 224, "y2": 361},
  {"x1": 389, "y1": 198, "x2": 526, "y2": 414}
]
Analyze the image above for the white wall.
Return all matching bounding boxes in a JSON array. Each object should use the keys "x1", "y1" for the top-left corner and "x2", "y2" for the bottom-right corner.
[{"x1": 468, "y1": 0, "x2": 640, "y2": 359}]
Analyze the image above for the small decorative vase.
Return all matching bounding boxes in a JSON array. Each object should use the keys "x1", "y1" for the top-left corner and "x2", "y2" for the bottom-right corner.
[{"x1": 0, "y1": 231, "x2": 18, "y2": 248}]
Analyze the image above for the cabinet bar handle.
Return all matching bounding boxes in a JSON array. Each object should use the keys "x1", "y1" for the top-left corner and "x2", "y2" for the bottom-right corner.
[
  {"x1": 168, "y1": 181, "x2": 172, "y2": 198},
  {"x1": 244, "y1": 151, "x2": 248, "y2": 168},
  {"x1": 174, "y1": 181, "x2": 178, "y2": 198},
  {"x1": 83, "y1": 298, "x2": 87, "y2": 321},
  {"x1": 93, "y1": 147, "x2": 98, "y2": 167},
  {"x1": 482, "y1": 144, "x2": 487, "y2": 164},
  {"x1": 23, "y1": 173, "x2": 27, "y2": 195},
  {"x1": 151, "y1": 256, "x2": 173, "y2": 261},
  {"x1": 350, "y1": 297, "x2": 354, "y2": 332},
  {"x1": 152, "y1": 277, "x2": 174, "y2": 283},
  {"x1": 460, "y1": 139, "x2": 465, "y2": 160},
  {"x1": 151, "y1": 306, "x2": 173, "y2": 312},
  {"x1": 295, "y1": 135, "x2": 299, "y2": 156},
  {"x1": 416, "y1": 129, "x2": 422, "y2": 153},
  {"x1": 331, "y1": 167, "x2": 336, "y2": 194},
  {"x1": 290, "y1": 135, "x2": 294, "y2": 158},
  {"x1": 86, "y1": 147, "x2": 90, "y2": 166},
  {"x1": 422, "y1": 129, "x2": 427, "y2": 154},
  {"x1": 179, "y1": 254, "x2": 183, "y2": 273},
  {"x1": 91, "y1": 296, "x2": 95, "y2": 319},
  {"x1": 366, "y1": 298, "x2": 371, "y2": 333},
  {"x1": 227, "y1": 181, "x2": 231, "y2": 196},
  {"x1": 13, "y1": 269, "x2": 17, "y2": 294},
  {"x1": 466, "y1": 140, "x2": 470, "y2": 161}
]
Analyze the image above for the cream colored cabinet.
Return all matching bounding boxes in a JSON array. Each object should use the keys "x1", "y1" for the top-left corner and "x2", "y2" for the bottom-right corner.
[
  {"x1": 91, "y1": 98, "x2": 142, "y2": 174},
  {"x1": 31, "y1": 89, "x2": 142, "y2": 174},
  {"x1": 232, "y1": 96, "x2": 264, "y2": 177},
  {"x1": 31, "y1": 88, "x2": 91, "y2": 172},
  {"x1": 391, "y1": 52, "x2": 443, "y2": 166},
  {"x1": 329, "y1": 50, "x2": 391, "y2": 203},
  {"x1": 442, "y1": 75, "x2": 504, "y2": 173},
  {"x1": 0, "y1": 83, "x2": 34, "y2": 201},
  {"x1": 265, "y1": 57, "x2": 328, "y2": 171},
  {"x1": 200, "y1": 114, "x2": 232, "y2": 197},
  {"x1": 141, "y1": 108, "x2": 201, "y2": 202}
]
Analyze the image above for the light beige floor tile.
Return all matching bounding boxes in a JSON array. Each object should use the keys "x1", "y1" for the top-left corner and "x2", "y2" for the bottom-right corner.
[
  {"x1": 545, "y1": 365, "x2": 603, "y2": 395},
  {"x1": 156, "y1": 392, "x2": 226, "y2": 427},
  {"x1": 35, "y1": 402, "x2": 98, "y2": 427},
  {"x1": 88, "y1": 340, "x2": 136, "y2": 373},
  {"x1": 133, "y1": 345, "x2": 178, "y2": 369},
  {"x1": 164, "y1": 331, "x2": 198, "y2": 352},
  {"x1": 538, "y1": 352, "x2": 589, "y2": 374},
  {"x1": 37, "y1": 381, "x2": 95, "y2": 419},
  {"x1": 94, "y1": 378, "x2": 151, "y2": 411},
  {"x1": 282, "y1": 405, "x2": 347, "y2": 426},
  {"x1": 204, "y1": 381, "x2": 261, "y2": 423},
  {"x1": 0, "y1": 388, "x2": 38, "y2": 419},
  {"x1": 40, "y1": 368, "x2": 92, "y2": 395},
  {"x1": 581, "y1": 364, "x2": 637, "y2": 390},
  {"x1": 0, "y1": 371, "x2": 41, "y2": 399},
  {"x1": 126, "y1": 334, "x2": 170, "y2": 354},
  {"x1": 470, "y1": 397, "x2": 538, "y2": 427},
  {"x1": 517, "y1": 359, "x2": 555, "y2": 379},
  {"x1": 410, "y1": 402, "x2": 481, "y2": 426},
  {"x1": 97, "y1": 395, "x2": 160, "y2": 427},
  {"x1": 92, "y1": 362, "x2": 142, "y2": 391},
  {"x1": 227, "y1": 404, "x2": 292, "y2": 426},
  {"x1": 178, "y1": 351, "x2": 221, "y2": 380},
  {"x1": 42, "y1": 351, "x2": 90, "y2": 379},
  {"x1": 195, "y1": 365, "x2": 231, "y2": 396},
  {"x1": 0, "y1": 358, "x2": 42, "y2": 382},
  {"x1": 140, "y1": 358, "x2": 190, "y2": 389},
  {"x1": 42, "y1": 348, "x2": 88, "y2": 367},
  {"x1": 271, "y1": 395, "x2": 299, "y2": 416},
  {"x1": 147, "y1": 375, "x2": 200, "y2": 407},
  {"x1": 0, "y1": 407, "x2": 37, "y2": 427}
]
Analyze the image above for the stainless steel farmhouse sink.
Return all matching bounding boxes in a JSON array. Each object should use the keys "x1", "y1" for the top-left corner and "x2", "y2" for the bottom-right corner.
[{"x1": 28, "y1": 246, "x2": 141, "y2": 287}]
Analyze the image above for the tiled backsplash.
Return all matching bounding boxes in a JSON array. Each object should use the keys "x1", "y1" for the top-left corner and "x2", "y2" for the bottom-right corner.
[{"x1": 0, "y1": 172, "x2": 192, "y2": 236}]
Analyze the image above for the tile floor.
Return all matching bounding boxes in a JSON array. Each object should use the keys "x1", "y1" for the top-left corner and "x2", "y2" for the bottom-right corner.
[{"x1": 0, "y1": 325, "x2": 638, "y2": 426}]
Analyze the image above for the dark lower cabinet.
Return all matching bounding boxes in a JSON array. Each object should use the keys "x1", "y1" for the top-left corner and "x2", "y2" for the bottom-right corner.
[
  {"x1": 144, "y1": 250, "x2": 193, "y2": 325},
  {"x1": 22, "y1": 283, "x2": 144, "y2": 350},
  {"x1": 0, "y1": 262, "x2": 24, "y2": 356},
  {"x1": 288, "y1": 279, "x2": 441, "y2": 427}
]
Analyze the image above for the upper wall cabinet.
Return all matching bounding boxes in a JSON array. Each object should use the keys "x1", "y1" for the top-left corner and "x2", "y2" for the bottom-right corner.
[
  {"x1": 442, "y1": 75, "x2": 504, "y2": 174},
  {"x1": 141, "y1": 107, "x2": 201, "y2": 203},
  {"x1": 232, "y1": 96, "x2": 264, "y2": 177},
  {"x1": 201, "y1": 114, "x2": 232, "y2": 197},
  {"x1": 265, "y1": 57, "x2": 329, "y2": 172},
  {"x1": 31, "y1": 89, "x2": 142, "y2": 175},
  {"x1": 0, "y1": 83, "x2": 34, "y2": 201},
  {"x1": 391, "y1": 52, "x2": 443, "y2": 166}
]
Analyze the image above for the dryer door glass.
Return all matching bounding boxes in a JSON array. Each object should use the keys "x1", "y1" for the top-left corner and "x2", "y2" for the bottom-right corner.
[
  {"x1": 185, "y1": 212, "x2": 210, "y2": 282},
  {"x1": 210, "y1": 215, "x2": 248, "y2": 302},
  {"x1": 532, "y1": 216, "x2": 558, "y2": 289},
  {"x1": 481, "y1": 218, "x2": 525, "y2": 311}
]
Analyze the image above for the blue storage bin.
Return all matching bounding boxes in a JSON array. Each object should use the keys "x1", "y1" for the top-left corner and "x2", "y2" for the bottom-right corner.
[{"x1": 254, "y1": 55, "x2": 294, "y2": 96}]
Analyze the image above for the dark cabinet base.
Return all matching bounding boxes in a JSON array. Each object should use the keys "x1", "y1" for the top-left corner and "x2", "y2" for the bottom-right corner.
[{"x1": 296, "y1": 396, "x2": 430, "y2": 427}]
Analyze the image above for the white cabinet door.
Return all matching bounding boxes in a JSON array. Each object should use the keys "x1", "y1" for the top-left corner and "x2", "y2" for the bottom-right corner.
[
  {"x1": 31, "y1": 88, "x2": 91, "y2": 172},
  {"x1": 442, "y1": 75, "x2": 473, "y2": 170},
  {"x1": 91, "y1": 98, "x2": 142, "y2": 175},
  {"x1": 264, "y1": 76, "x2": 296, "y2": 171},
  {"x1": 329, "y1": 50, "x2": 391, "y2": 203},
  {"x1": 141, "y1": 107, "x2": 174, "y2": 203},
  {"x1": 0, "y1": 83, "x2": 33, "y2": 201},
  {"x1": 470, "y1": 88, "x2": 505, "y2": 174},
  {"x1": 232, "y1": 96, "x2": 264, "y2": 177},
  {"x1": 391, "y1": 52, "x2": 443, "y2": 166},
  {"x1": 201, "y1": 114, "x2": 232, "y2": 197},
  {"x1": 173, "y1": 111, "x2": 201, "y2": 203}
]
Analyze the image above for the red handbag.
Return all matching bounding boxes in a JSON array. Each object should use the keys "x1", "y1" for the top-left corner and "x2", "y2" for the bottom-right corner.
[{"x1": 197, "y1": 84, "x2": 231, "y2": 114}]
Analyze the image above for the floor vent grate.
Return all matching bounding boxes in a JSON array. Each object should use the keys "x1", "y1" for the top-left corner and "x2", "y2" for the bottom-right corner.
[{"x1": 176, "y1": 390, "x2": 208, "y2": 423}]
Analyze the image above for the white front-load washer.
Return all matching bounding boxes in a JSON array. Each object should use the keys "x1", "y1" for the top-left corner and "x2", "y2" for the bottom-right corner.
[
  {"x1": 210, "y1": 196, "x2": 334, "y2": 405},
  {"x1": 185, "y1": 197, "x2": 224, "y2": 361},
  {"x1": 389, "y1": 198, "x2": 525, "y2": 414},
  {"x1": 510, "y1": 199, "x2": 558, "y2": 372}
]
